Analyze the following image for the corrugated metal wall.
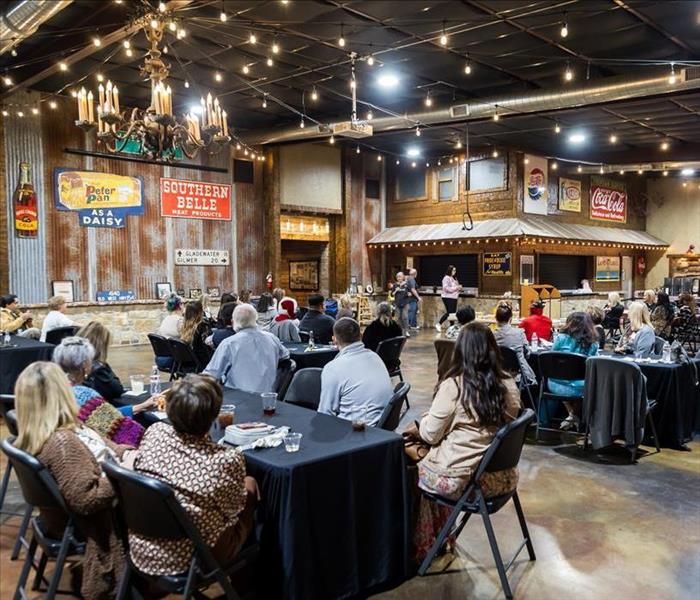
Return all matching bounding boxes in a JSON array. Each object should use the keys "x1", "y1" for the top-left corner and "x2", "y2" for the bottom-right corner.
[
  {"x1": 4, "y1": 91, "x2": 48, "y2": 303},
  {"x1": 0, "y1": 94, "x2": 269, "y2": 302}
]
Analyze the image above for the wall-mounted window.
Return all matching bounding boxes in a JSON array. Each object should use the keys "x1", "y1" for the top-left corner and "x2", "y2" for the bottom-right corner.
[
  {"x1": 396, "y1": 166, "x2": 427, "y2": 201},
  {"x1": 437, "y1": 166, "x2": 457, "y2": 201},
  {"x1": 365, "y1": 178, "x2": 380, "y2": 199},
  {"x1": 467, "y1": 156, "x2": 507, "y2": 191}
]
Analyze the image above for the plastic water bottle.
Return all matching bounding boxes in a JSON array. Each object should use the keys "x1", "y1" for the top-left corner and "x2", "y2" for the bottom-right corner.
[
  {"x1": 149, "y1": 365, "x2": 161, "y2": 395},
  {"x1": 552, "y1": 329, "x2": 559, "y2": 345},
  {"x1": 308, "y1": 330, "x2": 315, "y2": 350},
  {"x1": 530, "y1": 332, "x2": 539, "y2": 351},
  {"x1": 3, "y1": 331, "x2": 10, "y2": 346},
  {"x1": 662, "y1": 341, "x2": 671, "y2": 363}
]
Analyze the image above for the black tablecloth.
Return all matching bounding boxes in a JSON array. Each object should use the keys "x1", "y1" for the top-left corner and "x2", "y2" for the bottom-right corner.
[
  {"x1": 116, "y1": 386, "x2": 410, "y2": 599},
  {"x1": 0, "y1": 335, "x2": 55, "y2": 394},
  {"x1": 528, "y1": 350, "x2": 700, "y2": 448},
  {"x1": 283, "y1": 342, "x2": 339, "y2": 369}
]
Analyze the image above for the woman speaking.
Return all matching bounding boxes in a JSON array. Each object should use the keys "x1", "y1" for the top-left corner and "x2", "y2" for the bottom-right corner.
[{"x1": 436, "y1": 265, "x2": 461, "y2": 332}]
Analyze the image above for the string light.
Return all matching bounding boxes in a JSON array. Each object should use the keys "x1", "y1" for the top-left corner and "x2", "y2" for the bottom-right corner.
[
  {"x1": 669, "y1": 63, "x2": 676, "y2": 85},
  {"x1": 662, "y1": 170, "x2": 668, "y2": 176},
  {"x1": 415, "y1": 126, "x2": 421, "y2": 137},
  {"x1": 158, "y1": 1, "x2": 166, "y2": 12},
  {"x1": 366, "y1": 110, "x2": 373, "y2": 121},
  {"x1": 551, "y1": 161, "x2": 558, "y2": 170},
  {"x1": 311, "y1": 86, "x2": 318, "y2": 101},
  {"x1": 31, "y1": 107, "x2": 39, "y2": 115},
  {"x1": 493, "y1": 111, "x2": 500, "y2": 121},
  {"x1": 377, "y1": 154, "x2": 382, "y2": 161},
  {"x1": 367, "y1": 55, "x2": 374, "y2": 66},
  {"x1": 3, "y1": 76, "x2": 11, "y2": 86},
  {"x1": 560, "y1": 19, "x2": 569, "y2": 38},
  {"x1": 439, "y1": 22, "x2": 447, "y2": 46},
  {"x1": 564, "y1": 64, "x2": 573, "y2": 81},
  {"x1": 272, "y1": 40, "x2": 280, "y2": 54},
  {"x1": 396, "y1": 159, "x2": 400, "y2": 165},
  {"x1": 339, "y1": 24, "x2": 346, "y2": 47},
  {"x1": 126, "y1": 47, "x2": 133, "y2": 57},
  {"x1": 424, "y1": 91, "x2": 432, "y2": 107},
  {"x1": 577, "y1": 165, "x2": 582, "y2": 173},
  {"x1": 356, "y1": 145, "x2": 360, "y2": 154},
  {"x1": 299, "y1": 116, "x2": 305, "y2": 128},
  {"x1": 122, "y1": 40, "x2": 131, "y2": 49},
  {"x1": 609, "y1": 134, "x2": 617, "y2": 143},
  {"x1": 49, "y1": 100, "x2": 57, "y2": 109},
  {"x1": 456, "y1": 140, "x2": 462, "y2": 149},
  {"x1": 660, "y1": 141, "x2": 669, "y2": 151},
  {"x1": 184, "y1": 80, "x2": 189, "y2": 88},
  {"x1": 267, "y1": 57, "x2": 273, "y2": 67},
  {"x1": 554, "y1": 122, "x2": 561, "y2": 134},
  {"x1": 168, "y1": 21, "x2": 177, "y2": 31},
  {"x1": 249, "y1": 32, "x2": 257, "y2": 44},
  {"x1": 492, "y1": 149, "x2": 499, "y2": 158},
  {"x1": 464, "y1": 55, "x2": 472, "y2": 74},
  {"x1": 92, "y1": 37, "x2": 101, "y2": 47},
  {"x1": 262, "y1": 96, "x2": 267, "y2": 108},
  {"x1": 215, "y1": 72, "x2": 222, "y2": 82},
  {"x1": 329, "y1": 134, "x2": 335, "y2": 144},
  {"x1": 220, "y1": 10, "x2": 227, "y2": 22},
  {"x1": 59, "y1": 62, "x2": 68, "y2": 71}
]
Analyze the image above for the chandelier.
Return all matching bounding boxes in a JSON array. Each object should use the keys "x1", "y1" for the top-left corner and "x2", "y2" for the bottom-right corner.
[{"x1": 74, "y1": 17, "x2": 230, "y2": 161}]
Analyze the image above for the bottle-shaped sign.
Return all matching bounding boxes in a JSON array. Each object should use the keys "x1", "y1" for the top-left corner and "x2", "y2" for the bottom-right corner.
[{"x1": 13, "y1": 162, "x2": 38, "y2": 237}]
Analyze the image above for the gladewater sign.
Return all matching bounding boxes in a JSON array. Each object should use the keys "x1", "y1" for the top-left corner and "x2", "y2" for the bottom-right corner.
[
  {"x1": 161, "y1": 177, "x2": 232, "y2": 221},
  {"x1": 175, "y1": 249, "x2": 230, "y2": 266},
  {"x1": 54, "y1": 168, "x2": 144, "y2": 227}
]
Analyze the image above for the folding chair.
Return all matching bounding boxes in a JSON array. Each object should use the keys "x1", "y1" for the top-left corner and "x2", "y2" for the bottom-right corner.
[
  {"x1": 498, "y1": 346, "x2": 536, "y2": 411},
  {"x1": 653, "y1": 336, "x2": 665, "y2": 357},
  {"x1": 418, "y1": 409, "x2": 536, "y2": 599},
  {"x1": 168, "y1": 338, "x2": 202, "y2": 377},
  {"x1": 44, "y1": 326, "x2": 78, "y2": 345},
  {"x1": 376, "y1": 336, "x2": 407, "y2": 381},
  {"x1": 0, "y1": 438, "x2": 86, "y2": 599},
  {"x1": 147, "y1": 333, "x2": 176, "y2": 380},
  {"x1": 274, "y1": 359, "x2": 296, "y2": 399},
  {"x1": 103, "y1": 461, "x2": 256, "y2": 600},
  {"x1": 536, "y1": 351, "x2": 588, "y2": 439},
  {"x1": 377, "y1": 382, "x2": 411, "y2": 431},
  {"x1": 282, "y1": 367, "x2": 322, "y2": 410},
  {"x1": 298, "y1": 330, "x2": 310, "y2": 344}
]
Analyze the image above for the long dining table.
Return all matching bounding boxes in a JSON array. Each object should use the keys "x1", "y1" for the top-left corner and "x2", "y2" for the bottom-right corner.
[{"x1": 116, "y1": 385, "x2": 410, "y2": 600}]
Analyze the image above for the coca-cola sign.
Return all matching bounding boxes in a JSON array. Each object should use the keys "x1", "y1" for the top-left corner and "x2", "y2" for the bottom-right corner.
[{"x1": 589, "y1": 176, "x2": 627, "y2": 223}]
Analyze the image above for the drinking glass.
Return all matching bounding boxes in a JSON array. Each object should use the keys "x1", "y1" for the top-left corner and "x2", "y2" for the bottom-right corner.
[
  {"x1": 218, "y1": 404, "x2": 236, "y2": 428},
  {"x1": 284, "y1": 432, "x2": 302, "y2": 452},
  {"x1": 262, "y1": 392, "x2": 277, "y2": 416},
  {"x1": 130, "y1": 375, "x2": 144, "y2": 394}
]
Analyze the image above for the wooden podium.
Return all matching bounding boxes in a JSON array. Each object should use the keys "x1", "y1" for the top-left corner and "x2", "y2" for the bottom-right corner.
[{"x1": 520, "y1": 284, "x2": 561, "y2": 320}]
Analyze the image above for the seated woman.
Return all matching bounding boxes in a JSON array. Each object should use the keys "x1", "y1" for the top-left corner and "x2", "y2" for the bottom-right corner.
[
  {"x1": 549, "y1": 312, "x2": 599, "y2": 431},
  {"x1": 402, "y1": 323, "x2": 521, "y2": 562},
  {"x1": 336, "y1": 295, "x2": 354, "y2": 320},
  {"x1": 255, "y1": 292, "x2": 277, "y2": 331},
  {"x1": 445, "y1": 306, "x2": 476, "y2": 339},
  {"x1": 14, "y1": 361, "x2": 128, "y2": 600},
  {"x1": 180, "y1": 300, "x2": 213, "y2": 368},
  {"x1": 651, "y1": 292, "x2": 675, "y2": 338},
  {"x1": 602, "y1": 292, "x2": 624, "y2": 331},
  {"x1": 493, "y1": 302, "x2": 536, "y2": 385},
  {"x1": 130, "y1": 374, "x2": 258, "y2": 577},
  {"x1": 643, "y1": 289, "x2": 657, "y2": 312},
  {"x1": 616, "y1": 301, "x2": 655, "y2": 358},
  {"x1": 0, "y1": 293, "x2": 40, "y2": 339},
  {"x1": 78, "y1": 321, "x2": 124, "y2": 402},
  {"x1": 40, "y1": 295, "x2": 78, "y2": 342},
  {"x1": 586, "y1": 305, "x2": 607, "y2": 347},
  {"x1": 269, "y1": 299, "x2": 301, "y2": 343},
  {"x1": 675, "y1": 292, "x2": 698, "y2": 338},
  {"x1": 211, "y1": 301, "x2": 237, "y2": 348},
  {"x1": 362, "y1": 301, "x2": 403, "y2": 352},
  {"x1": 53, "y1": 336, "x2": 149, "y2": 446},
  {"x1": 518, "y1": 300, "x2": 552, "y2": 342},
  {"x1": 157, "y1": 293, "x2": 184, "y2": 339}
]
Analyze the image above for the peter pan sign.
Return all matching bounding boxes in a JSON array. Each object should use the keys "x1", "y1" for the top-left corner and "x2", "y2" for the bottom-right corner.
[
  {"x1": 54, "y1": 168, "x2": 144, "y2": 228},
  {"x1": 175, "y1": 249, "x2": 230, "y2": 266},
  {"x1": 161, "y1": 177, "x2": 232, "y2": 221}
]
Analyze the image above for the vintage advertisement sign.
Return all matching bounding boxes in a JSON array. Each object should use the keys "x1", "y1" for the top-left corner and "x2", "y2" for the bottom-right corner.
[
  {"x1": 160, "y1": 178, "x2": 232, "y2": 221},
  {"x1": 595, "y1": 256, "x2": 621, "y2": 281},
  {"x1": 96, "y1": 289, "x2": 136, "y2": 303},
  {"x1": 558, "y1": 178, "x2": 582, "y2": 212},
  {"x1": 523, "y1": 155, "x2": 548, "y2": 215},
  {"x1": 483, "y1": 252, "x2": 512, "y2": 277},
  {"x1": 175, "y1": 249, "x2": 230, "y2": 266},
  {"x1": 54, "y1": 168, "x2": 144, "y2": 228},
  {"x1": 590, "y1": 176, "x2": 627, "y2": 223}
]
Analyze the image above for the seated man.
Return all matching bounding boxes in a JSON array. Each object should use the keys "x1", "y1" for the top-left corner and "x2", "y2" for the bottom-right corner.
[
  {"x1": 298, "y1": 294, "x2": 336, "y2": 344},
  {"x1": 204, "y1": 303, "x2": 289, "y2": 393},
  {"x1": 318, "y1": 317, "x2": 393, "y2": 427},
  {"x1": 0, "y1": 294, "x2": 40, "y2": 339}
]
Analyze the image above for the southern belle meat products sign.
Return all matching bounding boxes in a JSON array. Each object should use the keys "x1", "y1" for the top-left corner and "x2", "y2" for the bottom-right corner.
[
  {"x1": 175, "y1": 249, "x2": 229, "y2": 266},
  {"x1": 589, "y1": 176, "x2": 627, "y2": 223},
  {"x1": 161, "y1": 178, "x2": 232, "y2": 221}
]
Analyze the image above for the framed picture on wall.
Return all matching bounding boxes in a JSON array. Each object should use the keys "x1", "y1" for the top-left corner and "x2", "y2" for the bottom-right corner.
[
  {"x1": 189, "y1": 288, "x2": 203, "y2": 299},
  {"x1": 155, "y1": 282, "x2": 172, "y2": 299},
  {"x1": 595, "y1": 256, "x2": 621, "y2": 281},
  {"x1": 289, "y1": 260, "x2": 319, "y2": 290},
  {"x1": 51, "y1": 280, "x2": 75, "y2": 303},
  {"x1": 206, "y1": 286, "x2": 221, "y2": 298},
  {"x1": 176, "y1": 288, "x2": 185, "y2": 297}
]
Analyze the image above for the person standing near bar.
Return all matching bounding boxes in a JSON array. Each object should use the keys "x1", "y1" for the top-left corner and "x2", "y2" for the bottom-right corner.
[
  {"x1": 391, "y1": 272, "x2": 411, "y2": 337},
  {"x1": 436, "y1": 265, "x2": 461, "y2": 332},
  {"x1": 407, "y1": 268, "x2": 421, "y2": 330}
]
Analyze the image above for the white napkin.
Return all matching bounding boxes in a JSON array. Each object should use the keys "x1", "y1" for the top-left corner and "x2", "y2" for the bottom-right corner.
[{"x1": 238, "y1": 426, "x2": 290, "y2": 451}]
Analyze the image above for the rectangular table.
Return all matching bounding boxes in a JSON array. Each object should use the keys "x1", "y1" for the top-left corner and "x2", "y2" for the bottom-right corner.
[
  {"x1": 0, "y1": 335, "x2": 55, "y2": 394},
  {"x1": 117, "y1": 386, "x2": 410, "y2": 600},
  {"x1": 528, "y1": 349, "x2": 700, "y2": 449},
  {"x1": 282, "y1": 342, "x2": 339, "y2": 369}
]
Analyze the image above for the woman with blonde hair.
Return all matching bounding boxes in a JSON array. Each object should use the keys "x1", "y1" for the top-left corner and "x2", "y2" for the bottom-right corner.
[
  {"x1": 642, "y1": 289, "x2": 657, "y2": 312},
  {"x1": 14, "y1": 361, "x2": 127, "y2": 600},
  {"x1": 78, "y1": 321, "x2": 124, "y2": 402},
  {"x1": 362, "y1": 301, "x2": 403, "y2": 352},
  {"x1": 180, "y1": 300, "x2": 212, "y2": 367},
  {"x1": 616, "y1": 301, "x2": 655, "y2": 358},
  {"x1": 602, "y1": 291, "x2": 624, "y2": 331},
  {"x1": 40, "y1": 295, "x2": 77, "y2": 342},
  {"x1": 336, "y1": 294, "x2": 354, "y2": 320}
]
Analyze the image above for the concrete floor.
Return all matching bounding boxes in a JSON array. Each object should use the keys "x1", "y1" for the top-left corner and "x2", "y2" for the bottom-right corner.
[{"x1": 1, "y1": 330, "x2": 699, "y2": 599}]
